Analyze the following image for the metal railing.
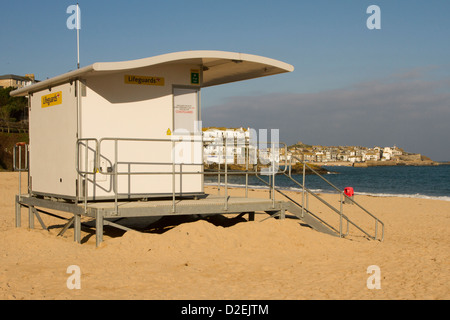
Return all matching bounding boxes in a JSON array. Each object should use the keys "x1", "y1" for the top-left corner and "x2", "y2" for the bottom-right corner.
[
  {"x1": 13, "y1": 142, "x2": 29, "y2": 201},
  {"x1": 16, "y1": 135, "x2": 387, "y2": 241},
  {"x1": 76, "y1": 136, "x2": 288, "y2": 216},
  {"x1": 76, "y1": 138, "x2": 98, "y2": 213},
  {"x1": 285, "y1": 155, "x2": 384, "y2": 241},
  {"x1": 74, "y1": 136, "x2": 384, "y2": 240},
  {"x1": 12, "y1": 137, "x2": 384, "y2": 241}
]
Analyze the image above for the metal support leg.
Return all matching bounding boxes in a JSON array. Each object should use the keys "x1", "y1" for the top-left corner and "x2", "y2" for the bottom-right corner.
[
  {"x1": 280, "y1": 208, "x2": 286, "y2": 220},
  {"x1": 248, "y1": 212, "x2": 255, "y2": 221},
  {"x1": 58, "y1": 217, "x2": 74, "y2": 237},
  {"x1": 33, "y1": 208, "x2": 48, "y2": 231},
  {"x1": 96, "y1": 212, "x2": 103, "y2": 247},
  {"x1": 28, "y1": 206, "x2": 34, "y2": 229},
  {"x1": 260, "y1": 211, "x2": 281, "y2": 222},
  {"x1": 15, "y1": 198, "x2": 21, "y2": 228},
  {"x1": 74, "y1": 214, "x2": 81, "y2": 244}
]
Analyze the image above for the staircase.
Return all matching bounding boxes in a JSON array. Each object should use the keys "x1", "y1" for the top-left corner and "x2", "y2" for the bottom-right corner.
[
  {"x1": 256, "y1": 155, "x2": 384, "y2": 241},
  {"x1": 285, "y1": 201, "x2": 340, "y2": 237}
]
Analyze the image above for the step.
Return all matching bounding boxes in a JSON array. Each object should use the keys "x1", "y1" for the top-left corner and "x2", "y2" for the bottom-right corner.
[{"x1": 285, "y1": 202, "x2": 339, "y2": 237}]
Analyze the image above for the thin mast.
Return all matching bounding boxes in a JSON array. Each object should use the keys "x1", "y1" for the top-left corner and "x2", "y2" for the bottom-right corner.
[{"x1": 76, "y1": 3, "x2": 80, "y2": 69}]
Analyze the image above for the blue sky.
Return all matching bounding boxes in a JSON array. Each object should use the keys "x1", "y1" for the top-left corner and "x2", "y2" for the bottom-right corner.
[{"x1": 1, "y1": 1, "x2": 450, "y2": 160}]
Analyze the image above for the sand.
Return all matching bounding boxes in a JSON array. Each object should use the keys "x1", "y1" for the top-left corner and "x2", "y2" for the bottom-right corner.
[{"x1": 0, "y1": 171, "x2": 449, "y2": 300}]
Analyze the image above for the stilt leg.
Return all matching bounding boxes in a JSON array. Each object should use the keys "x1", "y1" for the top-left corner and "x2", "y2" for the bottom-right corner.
[
  {"x1": 15, "y1": 197, "x2": 21, "y2": 228},
  {"x1": 28, "y1": 206, "x2": 34, "y2": 229},
  {"x1": 96, "y1": 212, "x2": 103, "y2": 247},
  {"x1": 74, "y1": 214, "x2": 81, "y2": 244}
]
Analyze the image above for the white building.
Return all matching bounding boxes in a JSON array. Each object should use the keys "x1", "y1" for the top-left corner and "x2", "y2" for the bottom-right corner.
[
  {"x1": 382, "y1": 147, "x2": 393, "y2": 161},
  {"x1": 203, "y1": 127, "x2": 250, "y2": 164}
]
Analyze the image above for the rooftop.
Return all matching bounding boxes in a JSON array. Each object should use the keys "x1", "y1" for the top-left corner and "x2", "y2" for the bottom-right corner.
[{"x1": 10, "y1": 50, "x2": 294, "y2": 97}]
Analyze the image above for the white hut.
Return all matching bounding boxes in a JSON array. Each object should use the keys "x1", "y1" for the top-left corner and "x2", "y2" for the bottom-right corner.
[{"x1": 11, "y1": 51, "x2": 294, "y2": 201}]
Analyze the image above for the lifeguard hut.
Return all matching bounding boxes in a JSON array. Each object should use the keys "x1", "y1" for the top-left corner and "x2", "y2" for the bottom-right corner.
[
  {"x1": 11, "y1": 51, "x2": 293, "y2": 201},
  {"x1": 11, "y1": 50, "x2": 384, "y2": 246}
]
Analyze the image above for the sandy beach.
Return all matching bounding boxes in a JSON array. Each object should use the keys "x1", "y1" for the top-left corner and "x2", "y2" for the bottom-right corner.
[{"x1": 0, "y1": 171, "x2": 449, "y2": 300}]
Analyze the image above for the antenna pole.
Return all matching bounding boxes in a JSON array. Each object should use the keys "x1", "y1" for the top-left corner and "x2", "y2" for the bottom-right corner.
[{"x1": 77, "y1": 3, "x2": 80, "y2": 69}]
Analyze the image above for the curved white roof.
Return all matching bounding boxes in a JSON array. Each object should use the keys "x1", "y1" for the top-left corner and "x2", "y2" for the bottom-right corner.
[{"x1": 10, "y1": 50, "x2": 294, "y2": 97}]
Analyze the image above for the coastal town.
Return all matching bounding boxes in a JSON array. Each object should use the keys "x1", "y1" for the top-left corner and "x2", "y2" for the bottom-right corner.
[
  {"x1": 202, "y1": 127, "x2": 438, "y2": 167},
  {"x1": 284, "y1": 142, "x2": 433, "y2": 167}
]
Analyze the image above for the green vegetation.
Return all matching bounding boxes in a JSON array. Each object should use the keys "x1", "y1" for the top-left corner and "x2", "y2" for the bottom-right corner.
[
  {"x1": 0, "y1": 87, "x2": 28, "y2": 123},
  {"x1": 0, "y1": 132, "x2": 29, "y2": 171},
  {"x1": 0, "y1": 87, "x2": 29, "y2": 170},
  {"x1": 289, "y1": 142, "x2": 313, "y2": 149}
]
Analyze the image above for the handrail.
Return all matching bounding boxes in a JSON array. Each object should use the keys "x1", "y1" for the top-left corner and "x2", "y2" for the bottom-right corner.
[
  {"x1": 254, "y1": 173, "x2": 343, "y2": 235},
  {"x1": 289, "y1": 155, "x2": 384, "y2": 241},
  {"x1": 13, "y1": 142, "x2": 29, "y2": 201},
  {"x1": 76, "y1": 138, "x2": 99, "y2": 213},
  {"x1": 13, "y1": 142, "x2": 28, "y2": 172},
  {"x1": 282, "y1": 172, "x2": 351, "y2": 236},
  {"x1": 78, "y1": 137, "x2": 287, "y2": 215},
  {"x1": 76, "y1": 138, "x2": 98, "y2": 176},
  {"x1": 73, "y1": 136, "x2": 383, "y2": 241}
]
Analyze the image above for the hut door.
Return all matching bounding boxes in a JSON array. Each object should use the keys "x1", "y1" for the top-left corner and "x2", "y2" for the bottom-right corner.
[{"x1": 173, "y1": 87, "x2": 199, "y2": 134}]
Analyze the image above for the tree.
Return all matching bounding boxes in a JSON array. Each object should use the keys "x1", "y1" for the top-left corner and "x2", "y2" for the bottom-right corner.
[{"x1": 0, "y1": 87, "x2": 28, "y2": 123}]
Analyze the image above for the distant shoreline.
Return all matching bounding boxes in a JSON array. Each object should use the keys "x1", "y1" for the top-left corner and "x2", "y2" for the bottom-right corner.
[
  {"x1": 204, "y1": 183, "x2": 450, "y2": 202},
  {"x1": 298, "y1": 160, "x2": 447, "y2": 167}
]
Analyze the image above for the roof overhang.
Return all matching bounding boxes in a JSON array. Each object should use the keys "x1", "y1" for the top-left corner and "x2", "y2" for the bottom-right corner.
[{"x1": 10, "y1": 50, "x2": 294, "y2": 97}]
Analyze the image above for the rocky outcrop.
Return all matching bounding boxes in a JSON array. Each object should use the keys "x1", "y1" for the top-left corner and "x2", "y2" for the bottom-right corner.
[
  {"x1": 204, "y1": 162, "x2": 330, "y2": 175},
  {"x1": 354, "y1": 157, "x2": 441, "y2": 167}
]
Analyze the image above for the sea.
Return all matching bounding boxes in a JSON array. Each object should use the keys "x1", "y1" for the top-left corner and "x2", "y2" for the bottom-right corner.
[{"x1": 204, "y1": 164, "x2": 450, "y2": 201}]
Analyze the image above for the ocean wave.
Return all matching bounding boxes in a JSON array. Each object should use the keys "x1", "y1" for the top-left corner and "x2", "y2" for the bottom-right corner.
[
  {"x1": 354, "y1": 192, "x2": 450, "y2": 202},
  {"x1": 204, "y1": 183, "x2": 450, "y2": 201}
]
